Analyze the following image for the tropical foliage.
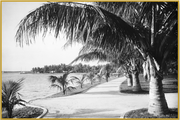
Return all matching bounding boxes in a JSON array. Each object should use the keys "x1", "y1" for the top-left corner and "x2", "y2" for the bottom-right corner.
[
  {"x1": 15, "y1": 2, "x2": 177, "y2": 116},
  {"x1": 94, "y1": 73, "x2": 104, "y2": 83},
  {"x1": 86, "y1": 72, "x2": 96, "y2": 85},
  {"x1": 2, "y1": 78, "x2": 26, "y2": 118},
  {"x1": 70, "y1": 74, "x2": 87, "y2": 88},
  {"x1": 49, "y1": 72, "x2": 76, "y2": 95},
  {"x1": 31, "y1": 63, "x2": 109, "y2": 73}
]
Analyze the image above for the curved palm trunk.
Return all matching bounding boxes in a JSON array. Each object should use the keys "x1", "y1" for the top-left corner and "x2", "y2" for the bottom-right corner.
[
  {"x1": 131, "y1": 58, "x2": 142, "y2": 91},
  {"x1": 126, "y1": 74, "x2": 132, "y2": 87},
  {"x1": 132, "y1": 70, "x2": 142, "y2": 92},
  {"x1": 147, "y1": 56, "x2": 169, "y2": 115}
]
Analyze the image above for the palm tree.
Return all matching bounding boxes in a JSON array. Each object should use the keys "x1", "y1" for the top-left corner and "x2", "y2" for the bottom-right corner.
[
  {"x1": 70, "y1": 74, "x2": 87, "y2": 88},
  {"x1": 86, "y1": 72, "x2": 95, "y2": 85},
  {"x1": 15, "y1": 2, "x2": 177, "y2": 116},
  {"x1": 137, "y1": 2, "x2": 177, "y2": 115},
  {"x1": 99, "y1": 64, "x2": 111, "y2": 82},
  {"x1": 92, "y1": 2, "x2": 177, "y2": 114},
  {"x1": 94, "y1": 73, "x2": 104, "y2": 83},
  {"x1": 49, "y1": 72, "x2": 76, "y2": 95},
  {"x1": 2, "y1": 78, "x2": 26, "y2": 118},
  {"x1": 75, "y1": 41, "x2": 143, "y2": 90}
]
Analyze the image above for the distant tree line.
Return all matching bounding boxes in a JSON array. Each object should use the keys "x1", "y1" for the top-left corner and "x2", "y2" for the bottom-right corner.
[{"x1": 31, "y1": 63, "x2": 116, "y2": 74}]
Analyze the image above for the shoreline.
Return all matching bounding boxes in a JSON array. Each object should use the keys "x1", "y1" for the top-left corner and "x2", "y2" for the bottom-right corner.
[{"x1": 28, "y1": 76, "x2": 118, "y2": 103}]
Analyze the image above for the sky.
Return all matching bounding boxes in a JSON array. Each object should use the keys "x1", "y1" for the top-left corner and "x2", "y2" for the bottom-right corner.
[{"x1": 2, "y1": 2, "x2": 103, "y2": 71}]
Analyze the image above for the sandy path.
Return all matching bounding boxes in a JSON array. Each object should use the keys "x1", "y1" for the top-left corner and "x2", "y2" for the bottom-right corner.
[{"x1": 30, "y1": 76, "x2": 178, "y2": 118}]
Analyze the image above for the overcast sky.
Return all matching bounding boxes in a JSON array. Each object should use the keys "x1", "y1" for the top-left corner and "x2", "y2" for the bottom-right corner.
[{"x1": 2, "y1": 2, "x2": 102, "y2": 71}]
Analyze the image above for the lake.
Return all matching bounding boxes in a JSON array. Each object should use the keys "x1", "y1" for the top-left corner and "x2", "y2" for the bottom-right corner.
[{"x1": 2, "y1": 73, "x2": 85, "y2": 102}]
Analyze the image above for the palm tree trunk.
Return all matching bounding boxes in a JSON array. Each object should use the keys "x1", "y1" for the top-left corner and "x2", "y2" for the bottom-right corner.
[
  {"x1": 151, "y1": 4, "x2": 155, "y2": 46},
  {"x1": 127, "y1": 74, "x2": 132, "y2": 87},
  {"x1": 143, "y1": 61, "x2": 150, "y2": 81},
  {"x1": 62, "y1": 86, "x2": 66, "y2": 95},
  {"x1": 106, "y1": 72, "x2": 110, "y2": 82},
  {"x1": 106, "y1": 76, "x2": 108, "y2": 82},
  {"x1": 7, "y1": 106, "x2": 13, "y2": 118},
  {"x1": 132, "y1": 70, "x2": 142, "y2": 92},
  {"x1": 147, "y1": 56, "x2": 169, "y2": 115}
]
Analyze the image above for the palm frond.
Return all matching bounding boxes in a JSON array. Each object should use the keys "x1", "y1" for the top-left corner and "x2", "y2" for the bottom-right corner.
[
  {"x1": 51, "y1": 84, "x2": 62, "y2": 91},
  {"x1": 2, "y1": 79, "x2": 24, "y2": 103},
  {"x1": 16, "y1": 2, "x2": 148, "y2": 52},
  {"x1": 49, "y1": 75, "x2": 58, "y2": 83},
  {"x1": 15, "y1": 2, "x2": 105, "y2": 46},
  {"x1": 2, "y1": 78, "x2": 25, "y2": 114},
  {"x1": 62, "y1": 72, "x2": 70, "y2": 81},
  {"x1": 70, "y1": 76, "x2": 79, "y2": 80},
  {"x1": 70, "y1": 51, "x2": 108, "y2": 64},
  {"x1": 69, "y1": 76, "x2": 79, "y2": 84},
  {"x1": 66, "y1": 86, "x2": 76, "y2": 91},
  {"x1": 92, "y1": 7, "x2": 147, "y2": 51}
]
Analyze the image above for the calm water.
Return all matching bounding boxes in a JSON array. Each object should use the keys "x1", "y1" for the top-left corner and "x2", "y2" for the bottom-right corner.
[{"x1": 2, "y1": 73, "x2": 84, "y2": 102}]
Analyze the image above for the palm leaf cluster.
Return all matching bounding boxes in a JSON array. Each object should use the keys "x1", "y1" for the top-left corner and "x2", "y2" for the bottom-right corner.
[
  {"x1": 140, "y1": 2, "x2": 177, "y2": 65},
  {"x1": 49, "y1": 72, "x2": 76, "y2": 95},
  {"x1": 85, "y1": 72, "x2": 96, "y2": 85},
  {"x1": 2, "y1": 78, "x2": 26, "y2": 118},
  {"x1": 70, "y1": 74, "x2": 87, "y2": 88},
  {"x1": 16, "y1": 2, "x2": 145, "y2": 52},
  {"x1": 16, "y1": 2, "x2": 105, "y2": 47}
]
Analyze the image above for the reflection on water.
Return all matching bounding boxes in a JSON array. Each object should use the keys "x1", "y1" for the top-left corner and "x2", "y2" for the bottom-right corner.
[{"x1": 2, "y1": 73, "x2": 84, "y2": 102}]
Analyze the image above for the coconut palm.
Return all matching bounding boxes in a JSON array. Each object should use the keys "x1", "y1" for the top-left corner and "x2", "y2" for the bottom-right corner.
[
  {"x1": 92, "y1": 2, "x2": 177, "y2": 114},
  {"x1": 137, "y1": 3, "x2": 177, "y2": 115},
  {"x1": 15, "y1": 2, "x2": 177, "y2": 116},
  {"x1": 95, "y1": 73, "x2": 104, "y2": 83},
  {"x1": 2, "y1": 78, "x2": 26, "y2": 118},
  {"x1": 120, "y1": 64, "x2": 133, "y2": 87},
  {"x1": 70, "y1": 74, "x2": 87, "y2": 88},
  {"x1": 99, "y1": 64, "x2": 111, "y2": 82},
  {"x1": 73, "y1": 40, "x2": 143, "y2": 90},
  {"x1": 49, "y1": 72, "x2": 76, "y2": 95},
  {"x1": 86, "y1": 72, "x2": 95, "y2": 85}
]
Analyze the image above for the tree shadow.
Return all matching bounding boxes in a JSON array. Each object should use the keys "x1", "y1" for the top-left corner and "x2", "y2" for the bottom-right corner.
[{"x1": 53, "y1": 108, "x2": 119, "y2": 118}]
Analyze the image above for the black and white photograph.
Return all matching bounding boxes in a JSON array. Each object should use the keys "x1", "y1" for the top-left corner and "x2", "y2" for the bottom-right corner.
[{"x1": 2, "y1": 1, "x2": 178, "y2": 118}]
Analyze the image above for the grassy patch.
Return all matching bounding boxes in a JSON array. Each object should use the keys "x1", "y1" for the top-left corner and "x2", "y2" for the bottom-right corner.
[
  {"x1": 120, "y1": 74, "x2": 178, "y2": 94},
  {"x1": 46, "y1": 77, "x2": 116, "y2": 98},
  {"x1": 124, "y1": 108, "x2": 178, "y2": 118},
  {"x1": 2, "y1": 106, "x2": 43, "y2": 118}
]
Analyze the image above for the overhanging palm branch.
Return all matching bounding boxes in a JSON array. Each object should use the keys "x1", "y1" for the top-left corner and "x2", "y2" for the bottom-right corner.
[
  {"x1": 70, "y1": 51, "x2": 108, "y2": 64},
  {"x1": 96, "y1": 2, "x2": 141, "y2": 25},
  {"x1": 16, "y1": 2, "x2": 105, "y2": 46},
  {"x1": 15, "y1": 2, "x2": 146, "y2": 51}
]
